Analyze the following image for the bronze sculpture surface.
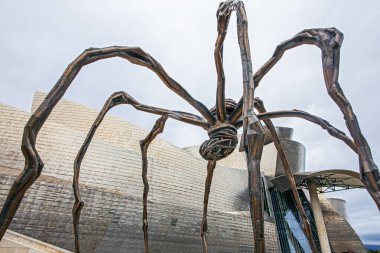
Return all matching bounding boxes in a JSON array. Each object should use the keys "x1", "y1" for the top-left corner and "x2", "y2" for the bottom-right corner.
[{"x1": 0, "y1": 1, "x2": 379, "y2": 252}]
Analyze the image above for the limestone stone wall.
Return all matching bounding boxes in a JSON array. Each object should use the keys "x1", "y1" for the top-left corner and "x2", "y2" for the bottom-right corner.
[
  {"x1": 0, "y1": 230, "x2": 71, "y2": 253},
  {"x1": 320, "y1": 197, "x2": 366, "y2": 253},
  {"x1": 323, "y1": 198, "x2": 348, "y2": 221}
]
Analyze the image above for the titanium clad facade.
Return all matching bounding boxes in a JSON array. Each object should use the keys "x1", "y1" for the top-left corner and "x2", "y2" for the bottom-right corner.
[
  {"x1": 0, "y1": 93, "x2": 279, "y2": 252},
  {"x1": 0, "y1": 92, "x2": 367, "y2": 252}
]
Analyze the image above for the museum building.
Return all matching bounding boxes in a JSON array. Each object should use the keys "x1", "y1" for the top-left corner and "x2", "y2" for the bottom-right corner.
[{"x1": 0, "y1": 92, "x2": 367, "y2": 252}]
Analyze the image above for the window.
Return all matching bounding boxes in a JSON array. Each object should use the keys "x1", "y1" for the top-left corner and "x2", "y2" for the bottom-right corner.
[{"x1": 171, "y1": 217, "x2": 178, "y2": 227}]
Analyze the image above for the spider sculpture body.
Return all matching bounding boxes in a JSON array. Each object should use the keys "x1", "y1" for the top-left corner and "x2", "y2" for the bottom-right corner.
[{"x1": 0, "y1": 1, "x2": 379, "y2": 253}]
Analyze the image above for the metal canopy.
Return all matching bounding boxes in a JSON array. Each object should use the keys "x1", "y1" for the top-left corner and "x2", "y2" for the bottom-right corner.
[{"x1": 271, "y1": 169, "x2": 364, "y2": 193}]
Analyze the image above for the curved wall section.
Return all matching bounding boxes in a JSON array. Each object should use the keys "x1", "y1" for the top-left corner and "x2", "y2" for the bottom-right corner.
[
  {"x1": 319, "y1": 196, "x2": 365, "y2": 252},
  {"x1": 275, "y1": 139, "x2": 306, "y2": 176},
  {"x1": 0, "y1": 94, "x2": 280, "y2": 252},
  {"x1": 324, "y1": 198, "x2": 348, "y2": 221},
  {"x1": 275, "y1": 126, "x2": 294, "y2": 140},
  {"x1": 28, "y1": 92, "x2": 250, "y2": 212}
]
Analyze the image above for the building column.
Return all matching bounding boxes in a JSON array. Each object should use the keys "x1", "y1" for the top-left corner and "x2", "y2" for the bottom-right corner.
[{"x1": 307, "y1": 181, "x2": 331, "y2": 253}]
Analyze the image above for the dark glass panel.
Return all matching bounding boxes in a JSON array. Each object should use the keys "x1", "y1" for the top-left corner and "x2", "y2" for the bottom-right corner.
[{"x1": 270, "y1": 188, "x2": 321, "y2": 253}]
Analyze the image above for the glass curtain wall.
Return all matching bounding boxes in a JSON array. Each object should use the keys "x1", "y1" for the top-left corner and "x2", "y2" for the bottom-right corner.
[{"x1": 270, "y1": 188, "x2": 321, "y2": 253}]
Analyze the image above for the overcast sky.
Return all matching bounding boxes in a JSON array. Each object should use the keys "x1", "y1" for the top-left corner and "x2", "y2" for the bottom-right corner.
[{"x1": 1, "y1": 0, "x2": 379, "y2": 246}]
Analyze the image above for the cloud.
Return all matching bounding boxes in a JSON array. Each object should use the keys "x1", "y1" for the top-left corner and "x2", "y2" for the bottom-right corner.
[{"x1": 1, "y1": 0, "x2": 379, "y2": 245}]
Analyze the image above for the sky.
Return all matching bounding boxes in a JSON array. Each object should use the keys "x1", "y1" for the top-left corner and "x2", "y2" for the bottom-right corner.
[{"x1": 1, "y1": 0, "x2": 380, "y2": 246}]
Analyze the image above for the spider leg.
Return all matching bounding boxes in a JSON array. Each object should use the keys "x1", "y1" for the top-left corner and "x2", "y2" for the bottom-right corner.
[
  {"x1": 254, "y1": 97, "x2": 319, "y2": 252},
  {"x1": 0, "y1": 46, "x2": 215, "y2": 239},
  {"x1": 72, "y1": 91, "x2": 205, "y2": 252},
  {"x1": 140, "y1": 116, "x2": 168, "y2": 253},
  {"x1": 214, "y1": 3, "x2": 233, "y2": 122},
  {"x1": 257, "y1": 109, "x2": 357, "y2": 153},
  {"x1": 253, "y1": 28, "x2": 380, "y2": 209},
  {"x1": 214, "y1": 1, "x2": 253, "y2": 123},
  {"x1": 243, "y1": 118, "x2": 266, "y2": 253},
  {"x1": 72, "y1": 94, "x2": 120, "y2": 253},
  {"x1": 233, "y1": 99, "x2": 357, "y2": 152},
  {"x1": 219, "y1": 2, "x2": 320, "y2": 250},
  {"x1": 216, "y1": 2, "x2": 267, "y2": 251},
  {"x1": 232, "y1": 97, "x2": 357, "y2": 251},
  {"x1": 229, "y1": 97, "x2": 243, "y2": 124},
  {"x1": 200, "y1": 160, "x2": 216, "y2": 253},
  {"x1": 111, "y1": 91, "x2": 209, "y2": 129},
  {"x1": 0, "y1": 118, "x2": 44, "y2": 238}
]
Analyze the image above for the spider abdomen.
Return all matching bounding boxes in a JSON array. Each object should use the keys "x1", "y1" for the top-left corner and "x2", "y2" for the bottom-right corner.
[{"x1": 199, "y1": 126, "x2": 238, "y2": 161}]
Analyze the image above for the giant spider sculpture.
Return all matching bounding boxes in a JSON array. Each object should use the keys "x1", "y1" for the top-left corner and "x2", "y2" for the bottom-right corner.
[{"x1": 0, "y1": 1, "x2": 379, "y2": 252}]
